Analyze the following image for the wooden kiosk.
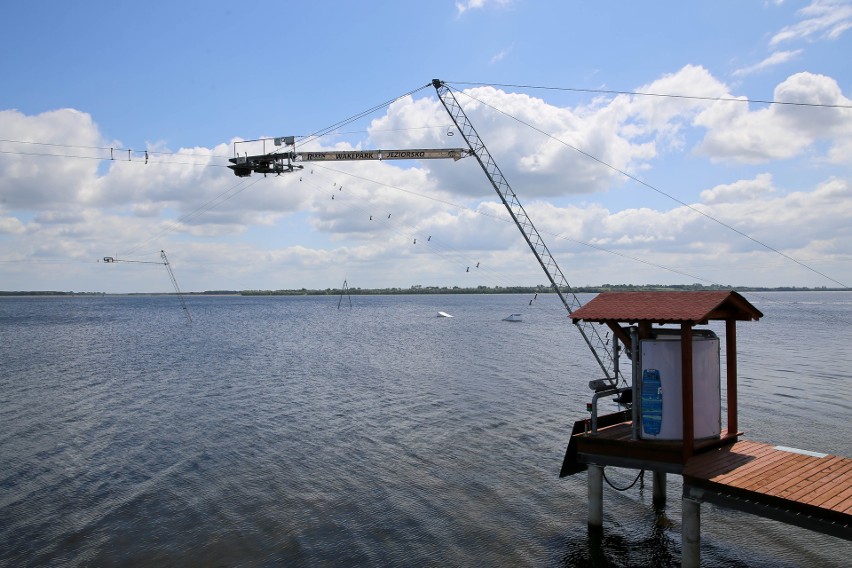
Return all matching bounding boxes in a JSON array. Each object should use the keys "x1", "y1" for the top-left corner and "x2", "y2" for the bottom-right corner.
[
  {"x1": 563, "y1": 290, "x2": 760, "y2": 469},
  {"x1": 559, "y1": 291, "x2": 852, "y2": 566}
]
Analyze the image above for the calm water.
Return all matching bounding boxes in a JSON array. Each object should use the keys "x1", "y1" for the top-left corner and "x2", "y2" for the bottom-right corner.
[{"x1": 1, "y1": 292, "x2": 850, "y2": 567}]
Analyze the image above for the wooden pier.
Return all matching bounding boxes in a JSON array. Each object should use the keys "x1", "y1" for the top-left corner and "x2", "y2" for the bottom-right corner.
[
  {"x1": 565, "y1": 417, "x2": 852, "y2": 540},
  {"x1": 559, "y1": 290, "x2": 852, "y2": 566},
  {"x1": 684, "y1": 439, "x2": 852, "y2": 540}
]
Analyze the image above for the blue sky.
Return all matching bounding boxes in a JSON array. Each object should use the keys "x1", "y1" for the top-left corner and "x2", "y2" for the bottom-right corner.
[{"x1": 1, "y1": 0, "x2": 850, "y2": 292}]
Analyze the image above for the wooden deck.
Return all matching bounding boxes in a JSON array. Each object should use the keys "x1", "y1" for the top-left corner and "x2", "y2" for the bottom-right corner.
[
  {"x1": 683, "y1": 439, "x2": 852, "y2": 540},
  {"x1": 562, "y1": 418, "x2": 852, "y2": 540},
  {"x1": 568, "y1": 418, "x2": 739, "y2": 473}
]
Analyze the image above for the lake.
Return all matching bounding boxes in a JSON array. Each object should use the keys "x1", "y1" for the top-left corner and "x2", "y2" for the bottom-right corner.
[{"x1": 1, "y1": 291, "x2": 850, "y2": 566}]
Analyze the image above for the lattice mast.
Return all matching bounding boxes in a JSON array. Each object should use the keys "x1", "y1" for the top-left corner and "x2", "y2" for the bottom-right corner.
[
  {"x1": 432, "y1": 79, "x2": 621, "y2": 384},
  {"x1": 160, "y1": 250, "x2": 192, "y2": 323}
]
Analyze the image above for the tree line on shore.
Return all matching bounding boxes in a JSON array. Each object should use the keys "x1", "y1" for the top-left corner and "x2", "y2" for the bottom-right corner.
[{"x1": 0, "y1": 283, "x2": 843, "y2": 297}]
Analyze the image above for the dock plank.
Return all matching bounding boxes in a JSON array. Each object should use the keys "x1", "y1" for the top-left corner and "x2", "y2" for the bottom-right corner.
[
  {"x1": 821, "y1": 484, "x2": 852, "y2": 512},
  {"x1": 783, "y1": 458, "x2": 850, "y2": 502},
  {"x1": 683, "y1": 440, "x2": 852, "y2": 537},
  {"x1": 713, "y1": 451, "x2": 796, "y2": 486},
  {"x1": 753, "y1": 454, "x2": 834, "y2": 493}
]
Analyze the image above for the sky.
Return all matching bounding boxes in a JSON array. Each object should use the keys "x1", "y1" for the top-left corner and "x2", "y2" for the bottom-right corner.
[{"x1": 1, "y1": 0, "x2": 850, "y2": 293}]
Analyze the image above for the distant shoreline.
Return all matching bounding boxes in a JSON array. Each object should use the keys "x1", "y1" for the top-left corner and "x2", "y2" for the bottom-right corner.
[{"x1": 1, "y1": 284, "x2": 848, "y2": 297}]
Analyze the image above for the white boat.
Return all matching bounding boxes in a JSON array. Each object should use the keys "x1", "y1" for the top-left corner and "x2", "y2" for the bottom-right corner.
[
  {"x1": 502, "y1": 313, "x2": 522, "y2": 322},
  {"x1": 437, "y1": 311, "x2": 454, "y2": 318}
]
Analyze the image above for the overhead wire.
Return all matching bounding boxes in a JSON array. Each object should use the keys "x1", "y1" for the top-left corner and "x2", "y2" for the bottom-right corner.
[
  {"x1": 297, "y1": 158, "x2": 782, "y2": 290},
  {"x1": 0, "y1": 141, "x2": 233, "y2": 169},
  {"x1": 2, "y1": 82, "x2": 849, "y2": 304},
  {"x1": 289, "y1": 122, "x2": 852, "y2": 325},
  {"x1": 305, "y1": 161, "x2": 741, "y2": 287},
  {"x1": 121, "y1": 176, "x2": 264, "y2": 256},
  {"x1": 2, "y1": 84, "x2": 439, "y2": 274},
  {"x1": 445, "y1": 81, "x2": 852, "y2": 109},
  {"x1": 445, "y1": 82, "x2": 849, "y2": 289},
  {"x1": 296, "y1": 166, "x2": 503, "y2": 286},
  {"x1": 301, "y1": 166, "x2": 563, "y2": 307},
  {"x1": 281, "y1": 83, "x2": 435, "y2": 152}
]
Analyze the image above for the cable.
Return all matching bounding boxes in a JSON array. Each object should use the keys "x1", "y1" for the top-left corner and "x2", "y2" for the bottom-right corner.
[
  {"x1": 0, "y1": 148, "x2": 231, "y2": 169},
  {"x1": 603, "y1": 468, "x2": 644, "y2": 491},
  {"x1": 448, "y1": 84, "x2": 849, "y2": 289},
  {"x1": 445, "y1": 81, "x2": 852, "y2": 109},
  {"x1": 122, "y1": 176, "x2": 264, "y2": 256},
  {"x1": 3, "y1": 84, "x2": 848, "y2": 299},
  {"x1": 301, "y1": 128, "x2": 852, "y2": 325},
  {"x1": 284, "y1": 83, "x2": 434, "y2": 152}
]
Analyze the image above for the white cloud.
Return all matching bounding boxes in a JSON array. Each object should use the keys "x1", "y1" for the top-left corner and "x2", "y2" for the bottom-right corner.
[
  {"x1": 695, "y1": 72, "x2": 852, "y2": 163},
  {"x1": 0, "y1": 215, "x2": 26, "y2": 235},
  {"x1": 626, "y1": 65, "x2": 731, "y2": 141},
  {"x1": 2, "y1": 63, "x2": 851, "y2": 291},
  {"x1": 770, "y1": 0, "x2": 852, "y2": 45},
  {"x1": 455, "y1": 0, "x2": 511, "y2": 16},
  {"x1": 733, "y1": 49, "x2": 803, "y2": 77},
  {"x1": 490, "y1": 44, "x2": 513, "y2": 64},
  {"x1": 368, "y1": 79, "x2": 703, "y2": 198},
  {"x1": 700, "y1": 173, "x2": 776, "y2": 204},
  {"x1": 0, "y1": 109, "x2": 105, "y2": 209}
]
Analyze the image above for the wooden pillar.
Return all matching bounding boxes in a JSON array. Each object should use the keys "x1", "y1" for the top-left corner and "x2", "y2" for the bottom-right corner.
[
  {"x1": 682, "y1": 496, "x2": 701, "y2": 568},
  {"x1": 588, "y1": 464, "x2": 604, "y2": 529},
  {"x1": 652, "y1": 471, "x2": 666, "y2": 506},
  {"x1": 726, "y1": 319, "x2": 738, "y2": 435},
  {"x1": 681, "y1": 323, "x2": 694, "y2": 461}
]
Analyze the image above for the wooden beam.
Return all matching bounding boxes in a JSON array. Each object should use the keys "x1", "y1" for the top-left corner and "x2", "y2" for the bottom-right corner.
[
  {"x1": 606, "y1": 321, "x2": 631, "y2": 353},
  {"x1": 726, "y1": 319, "x2": 738, "y2": 436},
  {"x1": 682, "y1": 323, "x2": 695, "y2": 460}
]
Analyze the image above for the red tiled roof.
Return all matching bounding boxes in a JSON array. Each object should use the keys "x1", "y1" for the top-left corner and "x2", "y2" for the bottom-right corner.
[{"x1": 571, "y1": 291, "x2": 762, "y2": 324}]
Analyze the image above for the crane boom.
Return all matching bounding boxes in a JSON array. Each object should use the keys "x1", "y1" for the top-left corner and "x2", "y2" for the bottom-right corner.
[
  {"x1": 229, "y1": 144, "x2": 468, "y2": 177},
  {"x1": 432, "y1": 79, "x2": 622, "y2": 384}
]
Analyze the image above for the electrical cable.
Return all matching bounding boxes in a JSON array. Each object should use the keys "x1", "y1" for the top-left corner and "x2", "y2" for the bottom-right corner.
[
  {"x1": 279, "y1": 83, "x2": 434, "y2": 152},
  {"x1": 121, "y1": 176, "x2": 263, "y2": 256},
  {"x1": 446, "y1": 83, "x2": 849, "y2": 289},
  {"x1": 445, "y1": 81, "x2": 852, "y2": 109},
  {"x1": 3, "y1": 83, "x2": 849, "y2": 305},
  {"x1": 603, "y1": 468, "x2": 644, "y2": 491},
  {"x1": 300, "y1": 135, "x2": 852, "y2": 325}
]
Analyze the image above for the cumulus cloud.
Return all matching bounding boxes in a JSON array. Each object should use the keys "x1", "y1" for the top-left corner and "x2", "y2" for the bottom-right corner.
[
  {"x1": 695, "y1": 72, "x2": 852, "y2": 163},
  {"x1": 368, "y1": 78, "x2": 704, "y2": 198},
  {"x1": 0, "y1": 215, "x2": 26, "y2": 235},
  {"x1": 700, "y1": 173, "x2": 776, "y2": 204},
  {"x1": 2, "y1": 62, "x2": 850, "y2": 291},
  {"x1": 0, "y1": 109, "x2": 105, "y2": 209}
]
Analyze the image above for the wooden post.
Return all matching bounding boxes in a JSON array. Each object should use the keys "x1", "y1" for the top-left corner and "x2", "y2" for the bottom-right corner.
[
  {"x1": 682, "y1": 496, "x2": 701, "y2": 568},
  {"x1": 588, "y1": 464, "x2": 604, "y2": 529},
  {"x1": 726, "y1": 319, "x2": 738, "y2": 436},
  {"x1": 681, "y1": 323, "x2": 694, "y2": 461},
  {"x1": 652, "y1": 471, "x2": 666, "y2": 506}
]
